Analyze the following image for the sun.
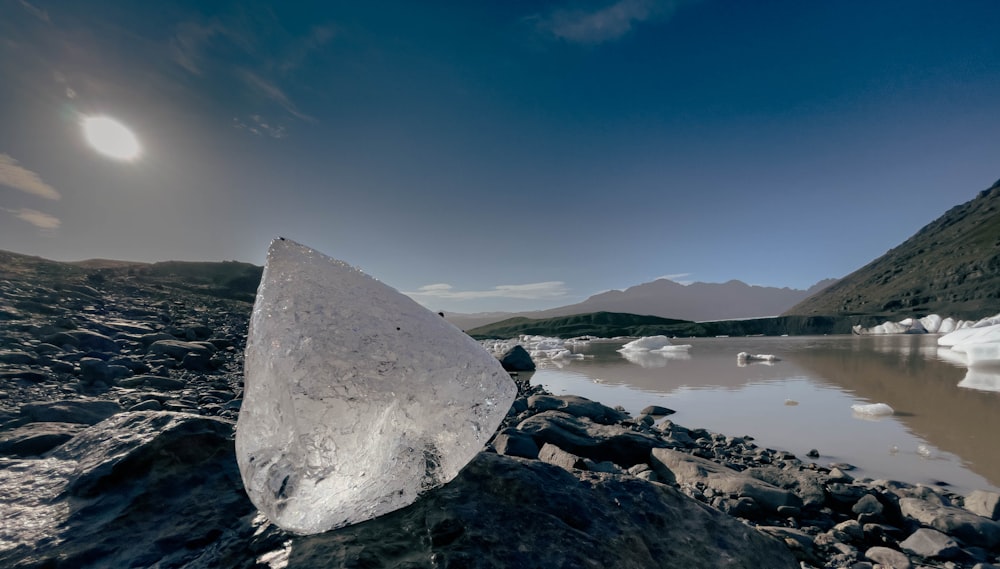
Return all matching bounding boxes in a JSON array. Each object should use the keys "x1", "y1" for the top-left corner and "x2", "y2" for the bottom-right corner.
[{"x1": 81, "y1": 116, "x2": 141, "y2": 161}]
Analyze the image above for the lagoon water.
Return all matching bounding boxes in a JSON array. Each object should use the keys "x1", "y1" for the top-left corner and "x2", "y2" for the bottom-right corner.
[{"x1": 529, "y1": 335, "x2": 1000, "y2": 495}]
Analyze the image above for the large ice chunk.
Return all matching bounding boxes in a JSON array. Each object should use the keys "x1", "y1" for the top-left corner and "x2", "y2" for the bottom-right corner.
[{"x1": 236, "y1": 238, "x2": 516, "y2": 534}]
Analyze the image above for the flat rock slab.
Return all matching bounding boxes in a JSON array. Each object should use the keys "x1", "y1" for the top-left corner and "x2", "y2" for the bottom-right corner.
[
  {"x1": 517, "y1": 410, "x2": 665, "y2": 467},
  {"x1": 899, "y1": 527, "x2": 961, "y2": 559},
  {"x1": 19, "y1": 399, "x2": 123, "y2": 425},
  {"x1": 651, "y1": 448, "x2": 801, "y2": 512},
  {"x1": 0, "y1": 422, "x2": 86, "y2": 456},
  {"x1": 527, "y1": 394, "x2": 628, "y2": 424},
  {"x1": 0, "y1": 411, "x2": 253, "y2": 568},
  {"x1": 900, "y1": 497, "x2": 1000, "y2": 548}
]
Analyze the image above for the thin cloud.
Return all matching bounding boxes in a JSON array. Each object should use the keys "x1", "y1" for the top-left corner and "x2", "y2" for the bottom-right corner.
[
  {"x1": 277, "y1": 25, "x2": 335, "y2": 74},
  {"x1": 239, "y1": 70, "x2": 315, "y2": 122},
  {"x1": 170, "y1": 21, "x2": 252, "y2": 76},
  {"x1": 3, "y1": 207, "x2": 61, "y2": 229},
  {"x1": 0, "y1": 154, "x2": 61, "y2": 200},
  {"x1": 233, "y1": 114, "x2": 287, "y2": 139},
  {"x1": 406, "y1": 281, "x2": 570, "y2": 301},
  {"x1": 17, "y1": 0, "x2": 50, "y2": 23},
  {"x1": 537, "y1": 0, "x2": 692, "y2": 44}
]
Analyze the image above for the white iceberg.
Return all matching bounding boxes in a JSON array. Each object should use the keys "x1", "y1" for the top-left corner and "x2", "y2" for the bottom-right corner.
[
  {"x1": 851, "y1": 402, "x2": 894, "y2": 416},
  {"x1": 618, "y1": 335, "x2": 691, "y2": 352},
  {"x1": 736, "y1": 352, "x2": 780, "y2": 363}
]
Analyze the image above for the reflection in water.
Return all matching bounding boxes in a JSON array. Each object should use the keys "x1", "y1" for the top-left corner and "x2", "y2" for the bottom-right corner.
[
  {"x1": 620, "y1": 349, "x2": 691, "y2": 367},
  {"x1": 746, "y1": 335, "x2": 1000, "y2": 491},
  {"x1": 531, "y1": 335, "x2": 1000, "y2": 493},
  {"x1": 958, "y1": 368, "x2": 1000, "y2": 393}
]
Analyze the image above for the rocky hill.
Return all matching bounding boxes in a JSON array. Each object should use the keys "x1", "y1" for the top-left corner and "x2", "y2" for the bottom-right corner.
[
  {"x1": 786, "y1": 179, "x2": 1000, "y2": 319},
  {"x1": 448, "y1": 278, "x2": 837, "y2": 330}
]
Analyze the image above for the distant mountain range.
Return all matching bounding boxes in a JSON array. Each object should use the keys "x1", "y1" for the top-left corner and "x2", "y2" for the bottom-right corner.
[
  {"x1": 786, "y1": 178, "x2": 1000, "y2": 320},
  {"x1": 446, "y1": 278, "x2": 837, "y2": 330}
]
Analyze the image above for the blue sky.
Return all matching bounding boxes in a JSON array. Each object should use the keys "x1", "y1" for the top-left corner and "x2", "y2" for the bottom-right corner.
[{"x1": 1, "y1": 0, "x2": 998, "y2": 313}]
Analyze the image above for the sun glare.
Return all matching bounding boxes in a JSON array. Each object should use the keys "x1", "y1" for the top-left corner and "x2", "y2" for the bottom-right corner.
[{"x1": 81, "y1": 116, "x2": 141, "y2": 161}]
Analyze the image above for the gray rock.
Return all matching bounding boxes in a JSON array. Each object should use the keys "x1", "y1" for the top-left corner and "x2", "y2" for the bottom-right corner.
[
  {"x1": 852, "y1": 493, "x2": 884, "y2": 517},
  {"x1": 128, "y1": 400, "x2": 163, "y2": 412},
  {"x1": 746, "y1": 465, "x2": 827, "y2": 507},
  {"x1": 20, "y1": 399, "x2": 122, "y2": 425},
  {"x1": 966, "y1": 490, "x2": 1000, "y2": 521},
  {"x1": 517, "y1": 410, "x2": 664, "y2": 467},
  {"x1": 834, "y1": 519, "x2": 865, "y2": 542},
  {"x1": 497, "y1": 345, "x2": 535, "y2": 371},
  {"x1": 899, "y1": 527, "x2": 961, "y2": 559},
  {"x1": 117, "y1": 375, "x2": 187, "y2": 390},
  {"x1": 492, "y1": 428, "x2": 539, "y2": 459},
  {"x1": 527, "y1": 394, "x2": 628, "y2": 424},
  {"x1": 0, "y1": 350, "x2": 37, "y2": 365},
  {"x1": 0, "y1": 412, "x2": 253, "y2": 568},
  {"x1": 181, "y1": 350, "x2": 214, "y2": 371},
  {"x1": 864, "y1": 546, "x2": 911, "y2": 569},
  {"x1": 68, "y1": 330, "x2": 119, "y2": 352},
  {"x1": 148, "y1": 339, "x2": 215, "y2": 360},
  {"x1": 538, "y1": 442, "x2": 583, "y2": 470},
  {"x1": 138, "y1": 332, "x2": 175, "y2": 347},
  {"x1": 640, "y1": 405, "x2": 675, "y2": 416},
  {"x1": 900, "y1": 497, "x2": 1000, "y2": 548},
  {"x1": 650, "y1": 448, "x2": 801, "y2": 512},
  {"x1": 79, "y1": 357, "x2": 113, "y2": 385},
  {"x1": 0, "y1": 422, "x2": 86, "y2": 456}
]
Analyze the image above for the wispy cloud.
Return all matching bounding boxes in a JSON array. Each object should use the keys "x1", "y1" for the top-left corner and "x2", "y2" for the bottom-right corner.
[
  {"x1": 170, "y1": 21, "x2": 251, "y2": 76},
  {"x1": 406, "y1": 281, "x2": 570, "y2": 301},
  {"x1": 17, "y1": 0, "x2": 50, "y2": 23},
  {"x1": 239, "y1": 70, "x2": 315, "y2": 122},
  {"x1": 276, "y1": 25, "x2": 335, "y2": 74},
  {"x1": 2, "y1": 207, "x2": 60, "y2": 229},
  {"x1": 536, "y1": 0, "x2": 692, "y2": 44},
  {"x1": 0, "y1": 154, "x2": 61, "y2": 200},
  {"x1": 233, "y1": 114, "x2": 287, "y2": 139}
]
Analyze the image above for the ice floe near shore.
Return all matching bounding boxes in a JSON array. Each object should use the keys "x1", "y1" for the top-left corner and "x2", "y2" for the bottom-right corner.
[
  {"x1": 736, "y1": 352, "x2": 780, "y2": 364},
  {"x1": 853, "y1": 312, "x2": 1000, "y2": 336},
  {"x1": 617, "y1": 335, "x2": 692, "y2": 353},
  {"x1": 851, "y1": 402, "x2": 895, "y2": 417},
  {"x1": 481, "y1": 335, "x2": 594, "y2": 367}
]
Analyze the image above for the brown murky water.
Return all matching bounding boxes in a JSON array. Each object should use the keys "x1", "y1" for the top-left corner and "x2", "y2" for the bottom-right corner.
[{"x1": 530, "y1": 335, "x2": 1000, "y2": 494}]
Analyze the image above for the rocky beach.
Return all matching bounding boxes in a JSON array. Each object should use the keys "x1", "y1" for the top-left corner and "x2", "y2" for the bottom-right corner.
[{"x1": 2, "y1": 251, "x2": 1000, "y2": 569}]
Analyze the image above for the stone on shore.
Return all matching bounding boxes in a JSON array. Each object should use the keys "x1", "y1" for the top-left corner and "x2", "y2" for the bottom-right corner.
[
  {"x1": 517, "y1": 410, "x2": 664, "y2": 467},
  {"x1": 967, "y1": 490, "x2": 1000, "y2": 521},
  {"x1": 498, "y1": 344, "x2": 536, "y2": 371},
  {"x1": 19, "y1": 398, "x2": 123, "y2": 425},
  {"x1": 900, "y1": 497, "x2": 1000, "y2": 548},
  {"x1": 650, "y1": 447, "x2": 801, "y2": 513},
  {"x1": 899, "y1": 527, "x2": 961, "y2": 559}
]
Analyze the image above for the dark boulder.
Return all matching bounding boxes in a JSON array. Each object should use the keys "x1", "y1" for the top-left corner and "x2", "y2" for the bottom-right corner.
[{"x1": 498, "y1": 344, "x2": 535, "y2": 371}]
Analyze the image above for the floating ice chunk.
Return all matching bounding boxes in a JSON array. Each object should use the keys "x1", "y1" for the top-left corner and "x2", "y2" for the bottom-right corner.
[
  {"x1": 957, "y1": 368, "x2": 1000, "y2": 392},
  {"x1": 619, "y1": 335, "x2": 683, "y2": 352},
  {"x1": 652, "y1": 344, "x2": 693, "y2": 353},
  {"x1": 236, "y1": 238, "x2": 516, "y2": 534},
  {"x1": 851, "y1": 402, "x2": 894, "y2": 416},
  {"x1": 737, "y1": 352, "x2": 780, "y2": 362}
]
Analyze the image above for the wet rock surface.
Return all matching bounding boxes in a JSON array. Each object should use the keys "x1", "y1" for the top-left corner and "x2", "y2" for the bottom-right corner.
[{"x1": 2, "y1": 249, "x2": 1000, "y2": 568}]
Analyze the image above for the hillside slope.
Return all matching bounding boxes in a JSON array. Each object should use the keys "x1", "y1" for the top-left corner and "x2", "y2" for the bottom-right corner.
[{"x1": 786, "y1": 179, "x2": 1000, "y2": 319}]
